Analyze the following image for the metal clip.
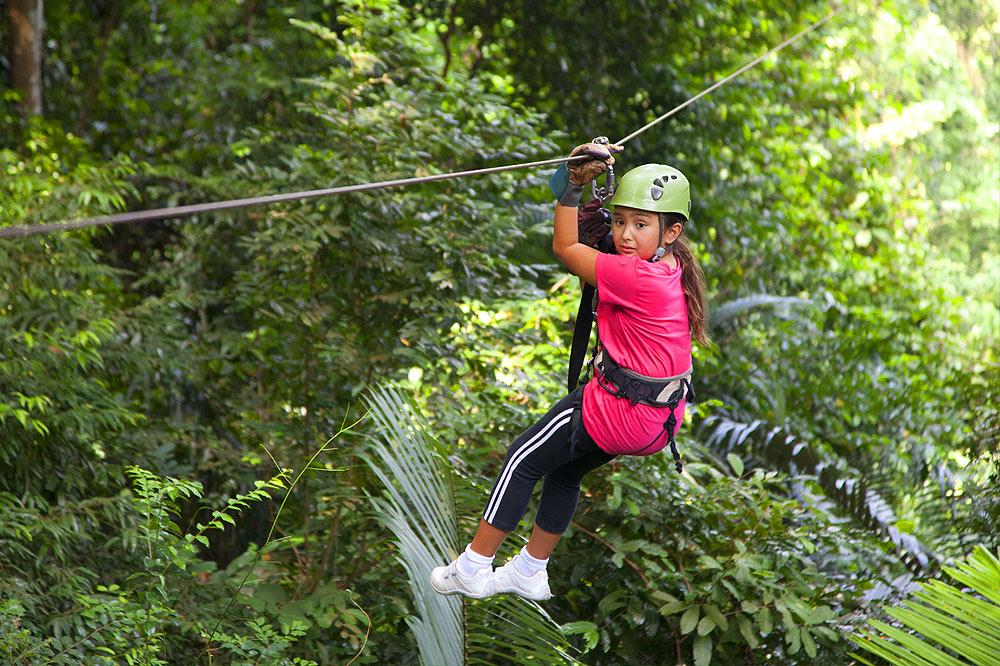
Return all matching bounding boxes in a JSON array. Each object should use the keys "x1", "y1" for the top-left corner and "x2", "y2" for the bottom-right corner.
[{"x1": 590, "y1": 136, "x2": 616, "y2": 204}]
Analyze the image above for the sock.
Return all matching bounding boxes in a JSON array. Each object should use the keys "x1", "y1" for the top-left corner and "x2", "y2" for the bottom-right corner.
[
  {"x1": 513, "y1": 545, "x2": 549, "y2": 577},
  {"x1": 457, "y1": 544, "x2": 494, "y2": 576}
]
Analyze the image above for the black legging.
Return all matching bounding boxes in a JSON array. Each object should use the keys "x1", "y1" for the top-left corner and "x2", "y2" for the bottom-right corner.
[{"x1": 481, "y1": 387, "x2": 616, "y2": 534}]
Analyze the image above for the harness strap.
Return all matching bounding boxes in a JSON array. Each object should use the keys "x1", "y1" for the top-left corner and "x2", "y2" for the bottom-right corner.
[
  {"x1": 592, "y1": 342, "x2": 695, "y2": 472},
  {"x1": 567, "y1": 282, "x2": 597, "y2": 393},
  {"x1": 593, "y1": 347, "x2": 692, "y2": 406},
  {"x1": 567, "y1": 230, "x2": 615, "y2": 393},
  {"x1": 664, "y1": 407, "x2": 683, "y2": 473}
]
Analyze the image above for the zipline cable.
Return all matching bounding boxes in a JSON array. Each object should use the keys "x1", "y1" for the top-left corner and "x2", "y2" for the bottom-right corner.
[
  {"x1": 614, "y1": 8, "x2": 839, "y2": 145},
  {"x1": 0, "y1": 155, "x2": 579, "y2": 240},
  {"x1": 0, "y1": 9, "x2": 839, "y2": 241}
]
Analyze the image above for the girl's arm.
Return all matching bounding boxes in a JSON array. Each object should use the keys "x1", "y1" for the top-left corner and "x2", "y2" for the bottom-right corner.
[
  {"x1": 553, "y1": 202, "x2": 599, "y2": 286},
  {"x1": 550, "y1": 141, "x2": 620, "y2": 286}
]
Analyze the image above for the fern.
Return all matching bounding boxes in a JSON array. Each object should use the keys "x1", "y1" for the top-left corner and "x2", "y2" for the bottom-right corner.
[
  {"x1": 852, "y1": 545, "x2": 1000, "y2": 666},
  {"x1": 699, "y1": 413, "x2": 937, "y2": 574}
]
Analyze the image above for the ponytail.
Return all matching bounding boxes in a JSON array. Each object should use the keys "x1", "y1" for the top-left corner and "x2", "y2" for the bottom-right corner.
[{"x1": 661, "y1": 213, "x2": 710, "y2": 346}]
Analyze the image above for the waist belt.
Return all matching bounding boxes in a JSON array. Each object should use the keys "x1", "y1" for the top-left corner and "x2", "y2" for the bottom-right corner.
[
  {"x1": 592, "y1": 344, "x2": 695, "y2": 472},
  {"x1": 593, "y1": 347, "x2": 693, "y2": 407}
]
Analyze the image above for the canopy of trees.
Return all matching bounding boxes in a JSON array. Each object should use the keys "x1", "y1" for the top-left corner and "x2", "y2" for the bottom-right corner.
[{"x1": 1, "y1": 0, "x2": 997, "y2": 664}]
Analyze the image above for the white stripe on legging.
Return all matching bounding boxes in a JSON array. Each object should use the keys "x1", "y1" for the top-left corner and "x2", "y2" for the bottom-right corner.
[{"x1": 483, "y1": 407, "x2": 575, "y2": 525}]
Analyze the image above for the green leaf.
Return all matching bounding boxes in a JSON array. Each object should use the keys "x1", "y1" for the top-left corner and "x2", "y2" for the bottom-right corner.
[
  {"x1": 757, "y1": 608, "x2": 773, "y2": 636},
  {"x1": 738, "y1": 614, "x2": 759, "y2": 648},
  {"x1": 650, "y1": 590, "x2": 680, "y2": 605},
  {"x1": 254, "y1": 583, "x2": 288, "y2": 607},
  {"x1": 659, "y1": 601, "x2": 689, "y2": 616},
  {"x1": 680, "y1": 606, "x2": 701, "y2": 635},
  {"x1": 802, "y1": 628, "x2": 818, "y2": 658},
  {"x1": 693, "y1": 635, "x2": 713, "y2": 666},
  {"x1": 697, "y1": 615, "x2": 716, "y2": 636},
  {"x1": 807, "y1": 605, "x2": 836, "y2": 625},
  {"x1": 561, "y1": 621, "x2": 599, "y2": 651},
  {"x1": 698, "y1": 555, "x2": 723, "y2": 570},
  {"x1": 853, "y1": 547, "x2": 1000, "y2": 666},
  {"x1": 599, "y1": 589, "x2": 629, "y2": 615},
  {"x1": 786, "y1": 625, "x2": 801, "y2": 655},
  {"x1": 726, "y1": 453, "x2": 744, "y2": 476},
  {"x1": 705, "y1": 605, "x2": 729, "y2": 631}
]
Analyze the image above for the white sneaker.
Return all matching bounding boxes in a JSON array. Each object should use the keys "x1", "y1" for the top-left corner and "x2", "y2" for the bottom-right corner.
[
  {"x1": 429, "y1": 559, "x2": 496, "y2": 599},
  {"x1": 493, "y1": 559, "x2": 552, "y2": 601}
]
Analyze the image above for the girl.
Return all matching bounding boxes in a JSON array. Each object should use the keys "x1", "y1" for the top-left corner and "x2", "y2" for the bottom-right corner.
[{"x1": 430, "y1": 142, "x2": 709, "y2": 600}]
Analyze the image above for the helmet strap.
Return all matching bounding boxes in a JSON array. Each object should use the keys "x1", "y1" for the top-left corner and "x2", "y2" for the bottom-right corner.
[
  {"x1": 650, "y1": 213, "x2": 685, "y2": 262},
  {"x1": 650, "y1": 215, "x2": 671, "y2": 263}
]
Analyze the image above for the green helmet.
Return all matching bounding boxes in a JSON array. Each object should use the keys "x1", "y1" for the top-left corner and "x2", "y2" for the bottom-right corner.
[{"x1": 607, "y1": 164, "x2": 691, "y2": 220}]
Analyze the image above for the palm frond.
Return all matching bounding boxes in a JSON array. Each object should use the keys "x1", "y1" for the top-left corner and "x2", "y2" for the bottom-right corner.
[
  {"x1": 710, "y1": 294, "x2": 815, "y2": 333},
  {"x1": 362, "y1": 385, "x2": 463, "y2": 666},
  {"x1": 362, "y1": 384, "x2": 581, "y2": 665},
  {"x1": 852, "y1": 545, "x2": 1000, "y2": 665}
]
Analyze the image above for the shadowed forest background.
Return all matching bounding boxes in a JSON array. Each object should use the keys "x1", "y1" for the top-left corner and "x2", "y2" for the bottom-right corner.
[{"x1": 1, "y1": 0, "x2": 997, "y2": 664}]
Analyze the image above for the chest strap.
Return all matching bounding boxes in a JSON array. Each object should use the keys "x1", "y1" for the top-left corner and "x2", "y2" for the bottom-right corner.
[{"x1": 592, "y1": 344, "x2": 695, "y2": 472}]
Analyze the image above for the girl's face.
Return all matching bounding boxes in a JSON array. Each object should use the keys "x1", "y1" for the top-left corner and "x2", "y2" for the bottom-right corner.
[{"x1": 612, "y1": 206, "x2": 662, "y2": 260}]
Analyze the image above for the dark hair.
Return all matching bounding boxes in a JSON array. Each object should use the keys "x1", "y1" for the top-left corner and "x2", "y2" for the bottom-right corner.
[{"x1": 660, "y1": 212, "x2": 710, "y2": 346}]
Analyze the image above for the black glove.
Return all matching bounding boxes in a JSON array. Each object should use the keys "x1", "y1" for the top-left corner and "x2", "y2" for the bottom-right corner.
[{"x1": 577, "y1": 198, "x2": 612, "y2": 248}]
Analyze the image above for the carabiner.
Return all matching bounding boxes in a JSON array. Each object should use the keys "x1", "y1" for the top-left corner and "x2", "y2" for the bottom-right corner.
[{"x1": 590, "y1": 136, "x2": 616, "y2": 204}]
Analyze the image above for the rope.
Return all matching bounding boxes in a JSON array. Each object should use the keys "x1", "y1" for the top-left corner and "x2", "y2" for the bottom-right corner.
[{"x1": 0, "y1": 10, "x2": 839, "y2": 241}]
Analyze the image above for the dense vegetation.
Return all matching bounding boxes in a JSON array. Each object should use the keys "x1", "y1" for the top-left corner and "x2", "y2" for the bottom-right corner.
[{"x1": 1, "y1": 0, "x2": 996, "y2": 663}]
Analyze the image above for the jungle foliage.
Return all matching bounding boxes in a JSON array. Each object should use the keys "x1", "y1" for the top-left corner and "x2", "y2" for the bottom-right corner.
[{"x1": 1, "y1": 0, "x2": 997, "y2": 664}]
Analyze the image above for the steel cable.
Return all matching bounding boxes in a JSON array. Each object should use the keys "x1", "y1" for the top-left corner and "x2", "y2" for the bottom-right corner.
[{"x1": 0, "y1": 9, "x2": 839, "y2": 241}]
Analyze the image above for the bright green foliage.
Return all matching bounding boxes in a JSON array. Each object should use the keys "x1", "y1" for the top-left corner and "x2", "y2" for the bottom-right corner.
[
  {"x1": 1, "y1": 117, "x2": 142, "y2": 499},
  {"x1": 853, "y1": 546, "x2": 1000, "y2": 666},
  {"x1": 551, "y1": 455, "x2": 866, "y2": 665},
  {"x1": 0, "y1": 466, "x2": 297, "y2": 664},
  {"x1": 1, "y1": 0, "x2": 996, "y2": 663}
]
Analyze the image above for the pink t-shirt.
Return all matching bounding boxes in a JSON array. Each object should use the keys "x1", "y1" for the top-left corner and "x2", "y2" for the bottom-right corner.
[{"x1": 581, "y1": 253, "x2": 692, "y2": 456}]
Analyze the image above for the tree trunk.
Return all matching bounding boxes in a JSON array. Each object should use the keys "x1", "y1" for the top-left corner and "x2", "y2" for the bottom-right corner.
[{"x1": 5, "y1": 0, "x2": 44, "y2": 116}]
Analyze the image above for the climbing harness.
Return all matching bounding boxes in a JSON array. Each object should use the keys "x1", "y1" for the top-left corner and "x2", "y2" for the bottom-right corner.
[
  {"x1": 0, "y1": 9, "x2": 839, "y2": 241},
  {"x1": 592, "y1": 340, "x2": 694, "y2": 472},
  {"x1": 593, "y1": 344, "x2": 693, "y2": 408}
]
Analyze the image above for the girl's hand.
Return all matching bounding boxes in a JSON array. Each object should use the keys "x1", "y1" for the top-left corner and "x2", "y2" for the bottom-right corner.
[
  {"x1": 568, "y1": 141, "x2": 623, "y2": 185},
  {"x1": 577, "y1": 198, "x2": 612, "y2": 248}
]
